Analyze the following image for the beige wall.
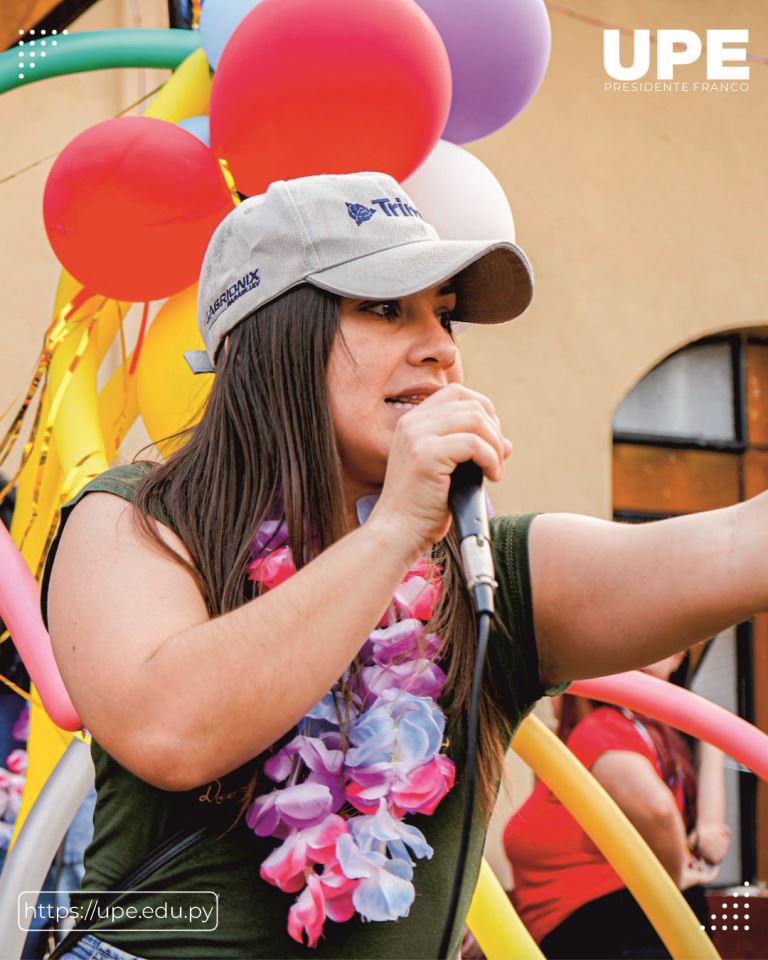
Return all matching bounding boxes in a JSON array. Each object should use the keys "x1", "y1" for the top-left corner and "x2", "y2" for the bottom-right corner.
[
  {"x1": 1, "y1": 0, "x2": 766, "y2": 888},
  {"x1": 463, "y1": 0, "x2": 768, "y2": 519}
]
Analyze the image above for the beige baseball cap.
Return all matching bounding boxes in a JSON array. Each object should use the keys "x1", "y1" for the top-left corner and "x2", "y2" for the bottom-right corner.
[{"x1": 185, "y1": 171, "x2": 534, "y2": 373}]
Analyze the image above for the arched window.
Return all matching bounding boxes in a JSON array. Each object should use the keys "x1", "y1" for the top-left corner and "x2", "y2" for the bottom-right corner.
[{"x1": 613, "y1": 333, "x2": 768, "y2": 889}]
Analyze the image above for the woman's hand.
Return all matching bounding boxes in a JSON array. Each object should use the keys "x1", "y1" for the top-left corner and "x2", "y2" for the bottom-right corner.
[
  {"x1": 369, "y1": 383, "x2": 513, "y2": 560},
  {"x1": 680, "y1": 853, "x2": 721, "y2": 890},
  {"x1": 690, "y1": 821, "x2": 731, "y2": 865}
]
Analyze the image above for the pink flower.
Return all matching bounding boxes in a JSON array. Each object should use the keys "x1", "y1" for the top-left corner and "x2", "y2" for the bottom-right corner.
[
  {"x1": 260, "y1": 815, "x2": 349, "y2": 893},
  {"x1": 394, "y1": 560, "x2": 442, "y2": 621},
  {"x1": 287, "y1": 872, "x2": 325, "y2": 948},
  {"x1": 346, "y1": 756, "x2": 456, "y2": 818},
  {"x1": 247, "y1": 546, "x2": 295, "y2": 590},
  {"x1": 391, "y1": 756, "x2": 456, "y2": 817},
  {"x1": 319, "y1": 861, "x2": 358, "y2": 922},
  {"x1": 5, "y1": 750, "x2": 26, "y2": 775},
  {"x1": 286, "y1": 863, "x2": 360, "y2": 948}
]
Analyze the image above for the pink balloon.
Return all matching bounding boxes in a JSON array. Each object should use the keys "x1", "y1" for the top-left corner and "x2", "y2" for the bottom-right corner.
[
  {"x1": 0, "y1": 523, "x2": 81, "y2": 731},
  {"x1": 570, "y1": 672, "x2": 768, "y2": 781}
]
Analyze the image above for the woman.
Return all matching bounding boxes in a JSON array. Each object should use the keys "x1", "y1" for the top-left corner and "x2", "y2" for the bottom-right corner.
[
  {"x1": 42, "y1": 172, "x2": 765, "y2": 960},
  {"x1": 504, "y1": 652, "x2": 731, "y2": 959}
]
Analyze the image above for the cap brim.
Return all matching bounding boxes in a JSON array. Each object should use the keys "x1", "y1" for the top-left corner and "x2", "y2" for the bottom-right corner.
[{"x1": 306, "y1": 238, "x2": 533, "y2": 324}]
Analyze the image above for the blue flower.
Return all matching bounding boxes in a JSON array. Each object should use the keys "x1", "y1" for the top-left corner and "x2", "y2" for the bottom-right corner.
[
  {"x1": 336, "y1": 834, "x2": 414, "y2": 922},
  {"x1": 346, "y1": 690, "x2": 445, "y2": 770},
  {"x1": 348, "y1": 799, "x2": 433, "y2": 865}
]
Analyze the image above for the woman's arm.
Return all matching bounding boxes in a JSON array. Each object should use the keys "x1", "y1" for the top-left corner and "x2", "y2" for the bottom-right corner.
[
  {"x1": 590, "y1": 750, "x2": 690, "y2": 885},
  {"x1": 49, "y1": 494, "x2": 419, "y2": 791},
  {"x1": 691, "y1": 742, "x2": 731, "y2": 865},
  {"x1": 529, "y1": 495, "x2": 768, "y2": 685}
]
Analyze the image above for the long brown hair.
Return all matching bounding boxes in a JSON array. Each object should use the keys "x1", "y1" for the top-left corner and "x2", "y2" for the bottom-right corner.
[{"x1": 130, "y1": 284, "x2": 508, "y2": 818}]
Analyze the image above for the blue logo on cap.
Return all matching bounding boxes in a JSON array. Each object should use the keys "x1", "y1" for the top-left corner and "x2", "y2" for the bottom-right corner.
[
  {"x1": 346, "y1": 203, "x2": 376, "y2": 226},
  {"x1": 205, "y1": 269, "x2": 260, "y2": 328},
  {"x1": 346, "y1": 198, "x2": 423, "y2": 225}
]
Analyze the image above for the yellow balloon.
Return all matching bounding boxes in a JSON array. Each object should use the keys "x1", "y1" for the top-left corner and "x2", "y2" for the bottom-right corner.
[
  {"x1": 135, "y1": 283, "x2": 211, "y2": 452},
  {"x1": 468, "y1": 859, "x2": 544, "y2": 960},
  {"x1": 143, "y1": 47, "x2": 211, "y2": 123},
  {"x1": 512, "y1": 715, "x2": 719, "y2": 960}
]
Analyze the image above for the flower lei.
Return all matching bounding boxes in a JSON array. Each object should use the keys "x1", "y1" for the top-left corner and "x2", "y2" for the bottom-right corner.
[{"x1": 244, "y1": 514, "x2": 455, "y2": 948}]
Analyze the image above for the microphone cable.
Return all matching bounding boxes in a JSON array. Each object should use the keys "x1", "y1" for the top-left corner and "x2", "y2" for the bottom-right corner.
[
  {"x1": 437, "y1": 604, "x2": 492, "y2": 958},
  {"x1": 439, "y1": 462, "x2": 497, "y2": 958}
]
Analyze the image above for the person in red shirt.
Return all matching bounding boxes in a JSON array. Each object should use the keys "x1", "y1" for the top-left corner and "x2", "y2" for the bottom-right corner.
[{"x1": 503, "y1": 652, "x2": 731, "y2": 959}]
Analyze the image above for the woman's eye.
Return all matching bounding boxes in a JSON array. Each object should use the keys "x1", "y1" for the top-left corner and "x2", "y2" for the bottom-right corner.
[
  {"x1": 440, "y1": 311, "x2": 455, "y2": 334},
  {"x1": 365, "y1": 301, "x2": 399, "y2": 319}
]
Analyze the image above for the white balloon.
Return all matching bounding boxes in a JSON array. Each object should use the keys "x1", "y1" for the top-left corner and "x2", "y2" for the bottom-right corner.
[{"x1": 402, "y1": 140, "x2": 516, "y2": 242}]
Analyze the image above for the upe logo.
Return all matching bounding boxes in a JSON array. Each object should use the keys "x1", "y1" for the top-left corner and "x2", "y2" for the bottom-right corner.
[
  {"x1": 346, "y1": 197, "x2": 422, "y2": 226},
  {"x1": 603, "y1": 29, "x2": 749, "y2": 81}
]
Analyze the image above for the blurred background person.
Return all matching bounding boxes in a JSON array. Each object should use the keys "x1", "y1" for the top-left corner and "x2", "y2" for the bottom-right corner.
[{"x1": 503, "y1": 651, "x2": 730, "y2": 959}]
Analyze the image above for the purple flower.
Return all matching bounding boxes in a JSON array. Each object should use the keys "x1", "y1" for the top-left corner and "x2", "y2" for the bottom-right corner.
[
  {"x1": 246, "y1": 782, "x2": 334, "y2": 837},
  {"x1": 265, "y1": 734, "x2": 346, "y2": 811},
  {"x1": 249, "y1": 520, "x2": 289, "y2": 560},
  {"x1": 360, "y1": 620, "x2": 441, "y2": 665},
  {"x1": 360, "y1": 660, "x2": 446, "y2": 703},
  {"x1": 265, "y1": 734, "x2": 344, "y2": 782}
]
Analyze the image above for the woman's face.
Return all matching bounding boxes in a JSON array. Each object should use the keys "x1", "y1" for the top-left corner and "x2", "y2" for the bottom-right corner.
[{"x1": 327, "y1": 281, "x2": 462, "y2": 499}]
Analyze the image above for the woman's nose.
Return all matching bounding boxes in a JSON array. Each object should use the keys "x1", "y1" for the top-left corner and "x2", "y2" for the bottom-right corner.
[{"x1": 408, "y1": 313, "x2": 459, "y2": 368}]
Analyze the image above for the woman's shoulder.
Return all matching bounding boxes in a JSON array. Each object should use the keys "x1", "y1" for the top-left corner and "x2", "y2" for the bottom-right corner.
[
  {"x1": 65, "y1": 459, "x2": 158, "y2": 509},
  {"x1": 566, "y1": 706, "x2": 654, "y2": 766}
]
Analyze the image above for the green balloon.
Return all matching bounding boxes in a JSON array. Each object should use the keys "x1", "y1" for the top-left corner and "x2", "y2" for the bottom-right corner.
[{"x1": 0, "y1": 29, "x2": 201, "y2": 95}]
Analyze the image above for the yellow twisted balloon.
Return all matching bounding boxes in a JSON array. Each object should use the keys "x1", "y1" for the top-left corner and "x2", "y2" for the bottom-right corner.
[{"x1": 511, "y1": 714, "x2": 719, "y2": 960}]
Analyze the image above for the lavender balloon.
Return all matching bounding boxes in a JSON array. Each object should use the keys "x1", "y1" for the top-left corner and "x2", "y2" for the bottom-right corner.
[{"x1": 415, "y1": 0, "x2": 551, "y2": 143}]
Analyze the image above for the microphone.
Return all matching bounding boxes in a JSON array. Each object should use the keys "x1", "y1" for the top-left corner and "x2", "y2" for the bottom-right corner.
[{"x1": 448, "y1": 461, "x2": 497, "y2": 615}]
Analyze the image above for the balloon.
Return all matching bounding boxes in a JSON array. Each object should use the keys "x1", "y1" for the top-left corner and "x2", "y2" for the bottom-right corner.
[
  {"x1": 0, "y1": 28, "x2": 200, "y2": 95},
  {"x1": 570, "y1": 671, "x2": 768, "y2": 781},
  {"x1": 136, "y1": 283, "x2": 212, "y2": 453},
  {"x1": 43, "y1": 116, "x2": 234, "y2": 302},
  {"x1": 513, "y1": 715, "x2": 718, "y2": 960},
  {"x1": 177, "y1": 115, "x2": 210, "y2": 146},
  {"x1": 209, "y1": 0, "x2": 451, "y2": 196},
  {"x1": 402, "y1": 140, "x2": 516, "y2": 241},
  {"x1": 468, "y1": 859, "x2": 544, "y2": 959},
  {"x1": 143, "y1": 48, "x2": 212, "y2": 124},
  {"x1": 199, "y1": 0, "x2": 261, "y2": 69},
  {"x1": 415, "y1": 0, "x2": 550, "y2": 144},
  {"x1": 0, "y1": 522, "x2": 80, "y2": 731}
]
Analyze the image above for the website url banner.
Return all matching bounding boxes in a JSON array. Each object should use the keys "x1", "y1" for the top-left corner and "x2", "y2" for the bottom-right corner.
[{"x1": 18, "y1": 890, "x2": 218, "y2": 932}]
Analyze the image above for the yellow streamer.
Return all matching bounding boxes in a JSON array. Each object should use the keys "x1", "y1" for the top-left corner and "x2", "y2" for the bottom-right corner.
[
  {"x1": 512, "y1": 715, "x2": 719, "y2": 960},
  {"x1": 17, "y1": 309, "x2": 104, "y2": 554}
]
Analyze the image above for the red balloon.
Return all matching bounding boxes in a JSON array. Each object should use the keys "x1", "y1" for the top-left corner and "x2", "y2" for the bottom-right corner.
[
  {"x1": 209, "y1": 0, "x2": 451, "y2": 196},
  {"x1": 43, "y1": 117, "x2": 234, "y2": 302}
]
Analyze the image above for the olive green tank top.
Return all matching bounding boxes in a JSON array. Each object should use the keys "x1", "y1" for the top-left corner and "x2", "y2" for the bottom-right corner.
[{"x1": 40, "y1": 462, "x2": 569, "y2": 959}]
